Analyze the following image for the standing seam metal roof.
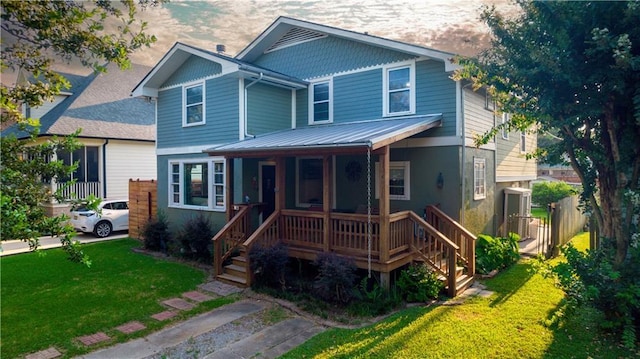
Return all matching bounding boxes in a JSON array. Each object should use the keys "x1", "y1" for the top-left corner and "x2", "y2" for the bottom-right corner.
[{"x1": 205, "y1": 114, "x2": 442, "y2": 156}]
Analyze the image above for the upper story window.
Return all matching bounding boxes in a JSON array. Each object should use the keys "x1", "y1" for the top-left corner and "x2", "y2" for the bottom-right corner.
[
  {"x1": 309, "y1": 79, "x2": 332, "y2": 124},
  {"x1": 383, "y1": 62, "x2": 415, "y2": 116},
  {"x1": 501, "y1": 113, "x2": 509, "y2": 140},
  {"x1": 183, "y1": 82, "x2": 205, "y2": 127},
  {"x1": 375, "y1": 161, "x2": 411, "y2": 200},
  {"x1": 473, "y1": 157, "x2": 486, "y2": 200},
  {"x1": 520, "y1": 131, "x2": 527, "y2": 153},
  {"x1": 485, "y1": 92, "x2": 495, "y2": 111},
  {"x1": 168, "y1": 158, "x2": 225, "y2": 211}
]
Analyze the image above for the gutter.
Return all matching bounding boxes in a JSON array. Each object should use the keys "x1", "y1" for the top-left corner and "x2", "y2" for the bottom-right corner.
[{"x1": 243, "y1": 73, "x2": 263, "y2": 139}]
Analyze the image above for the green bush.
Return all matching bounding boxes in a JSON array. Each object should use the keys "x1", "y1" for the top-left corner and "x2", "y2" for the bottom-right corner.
[
  {"x1": 543, "y1": 239, "x2": 640, "y2": 348},
  {"x1": 174, "y1": 214, "x2": 215, "y2": 263},
  {"x1": 248, "y1": 242, "x2": 289, "y2": 290},
  {"x1": 349, "y1": 276, "x2": 402, "y2": 316},
  {"x1": 141, "y1": 211, "x2": 171, "y2": 252},
  {"x1": 476, "y1": 233, "x2": 520, "y2": 274},
  {"x1": 313, "y1": 252, "x2": 357, "y2": 304},
  {"x1": 396, "y1": 263, "x2": 444, "y2": 302},
  {"x1": 532, "y1": 181, "x2": 577, "y2": 208}
]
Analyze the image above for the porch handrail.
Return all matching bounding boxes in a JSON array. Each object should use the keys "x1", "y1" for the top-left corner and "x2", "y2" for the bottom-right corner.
[
  {"x1": 242, "y1": 210, "x2": 281, "y2": 286},
  {"x1": 212, "y1": 205, "x2": 250, "y2": 276},
  {"x1": 406, "y1": 211, "x2": 460, "y2": 296},
  {"x1": 425, "y1": 205, "x2": 476, "y2": 278}
]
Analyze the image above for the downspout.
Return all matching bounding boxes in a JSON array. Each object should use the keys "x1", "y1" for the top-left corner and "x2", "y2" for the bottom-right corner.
[
  {"x1": 243, "y1": 73, "x2": 264, "y2": 139},
  {"x1": 102, "y1": 139, "x2": 109, "y2": 198},
  {"x1": 459, "y1": 81, "x2": 473, "y2": 225}
]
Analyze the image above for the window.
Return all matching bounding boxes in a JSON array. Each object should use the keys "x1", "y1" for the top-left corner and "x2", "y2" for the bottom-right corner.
[
  {"x1": 473, "y1": 157, "x2": 486, "y2": 200},
  {"x1": 485, "y1": 92, "x2": 495, "y2": 111},
  {"x1": 383, "y1": 63, "x2": 415, "y2": 116},
  {"x1": 375, "y1": 161, "x2": 410, "y2": 200},
  {"x1": 309, "y1": 80, "x2": 332, "y2": 124},
  {"x1": 168, "y1": 158, "x2": 225, "y2": 211},
  {"x1": 520, "y1": 131, "x2": 527, "y2": 153},
  {"x1": 183, "y1": 82, "x2": 204, "y2": 126},
  {"x1": 296, "y1": 157, "x2": 323, "y2": 206},
  {"x1": 501, "y1": 113, "x2": 509, "y2": 140},
  {"x1": 56, "y1": 146, "x2": 99, "y2": 183}
]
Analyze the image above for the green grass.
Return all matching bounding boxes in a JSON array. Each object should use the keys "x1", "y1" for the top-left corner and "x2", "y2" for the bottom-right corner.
[
  {"x1": 531, "y1": 207, "x2": 549, "y2": 219},
  {"x1": 1, "y1": 239, "x2": 234, "y2": 358},
  {"x1": 281, "y1": 233, "x2": 636, "y2": 358}
]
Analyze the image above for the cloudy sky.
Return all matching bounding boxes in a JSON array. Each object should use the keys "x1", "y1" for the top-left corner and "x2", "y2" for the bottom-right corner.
[{"x1": 129, "y1": 0, "x2": 516, "y2": 66}]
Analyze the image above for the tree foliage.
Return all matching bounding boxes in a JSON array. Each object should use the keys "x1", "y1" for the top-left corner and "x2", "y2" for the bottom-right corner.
[
  {"x1": 0, "y1": 0, "x2": 159, "y2": 263},
  {"x1": 454, "y1": 1, "x2": 640, "y2": 267},
  {"x1": 531, "y1": 181, "x2": 576, "y2": 208}
]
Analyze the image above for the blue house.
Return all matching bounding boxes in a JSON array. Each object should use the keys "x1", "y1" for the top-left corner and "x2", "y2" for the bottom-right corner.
[{"x1": 133, "y1": 17, "x2": 536, "y2": 295}]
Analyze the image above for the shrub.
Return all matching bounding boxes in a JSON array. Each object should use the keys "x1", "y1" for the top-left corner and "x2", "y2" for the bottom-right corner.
[
  {"x1": 248, "y1": 242, "x2": 289, "y2": 290},
  {"x1": 313, "y1": 252, "x2": 357, "y2": 304},
  {"x1": 349, "y1": 276, "x2": 402, "y2": 316},
  {"x1": 532, "y1": 181, "x2": 576, "y2": 208},
  {"x1": 396, "y1": 263, "x2": 444, "y2": 302},
  {"x1": 541, "y1": 239, "x2": 640, "y2": 349},
  {"x1": 475, "y1": 233, "x2": 520, "y2": 274},
  {"x1": 174, "y1": 214, "x2": 215, "y2": 263},
  {"x1": 142, "y1": 211, "x2": 171, "y2": 252}
]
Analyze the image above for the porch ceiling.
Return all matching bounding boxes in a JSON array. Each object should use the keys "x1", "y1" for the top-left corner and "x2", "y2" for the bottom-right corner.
[{"x1": 205, "y1": 114, "x2": 442, "y2": 158}]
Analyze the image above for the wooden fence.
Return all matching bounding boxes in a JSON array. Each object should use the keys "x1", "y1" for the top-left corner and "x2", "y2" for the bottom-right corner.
[
  {"x1": 128, "y1": 179, "x2": 157, "y2": 240},
  {"x1": 550, "y1": 195, "x2": 588, "y2": 256}
]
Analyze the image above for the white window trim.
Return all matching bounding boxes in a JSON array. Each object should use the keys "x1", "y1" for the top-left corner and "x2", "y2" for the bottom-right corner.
[
  {"x1": 374, "y1": 161, "x2": 411, "y2": 201},
  {"x1": 167, "y1": 157, "x2": 226, "y2": 212},
  {"x1": 520, "y1": 131, "x2": 527, "y2": 153},
  {"x1": 473, "y1": 157, "x2": 486, "y2": 200},
  {"x1": 308, "y1": 78, "x2": 333, "y2": 124},
  {"x1": 382, "y1": 61, "x2": 416, "y2": 117},
  {"x1": 501, "y1": 113, "x2": 509, "y2": 140},
  {"x1": 485, "y1": 92, "x2": 495, "y2": 111},
  {"x1": 182, "y1": 81, "x2": 206, "y2": 127}
]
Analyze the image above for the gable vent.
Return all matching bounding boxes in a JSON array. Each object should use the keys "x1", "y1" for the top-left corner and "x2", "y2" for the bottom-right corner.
[{"x1": 264, "y1": 27, "x2": 327, "y2": 53}]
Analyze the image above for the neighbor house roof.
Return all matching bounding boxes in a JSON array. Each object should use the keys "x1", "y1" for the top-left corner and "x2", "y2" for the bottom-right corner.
[
  {"x1": 4, "y1": 63, "x2": 155, "y2": 141},
  {"x1": 237, "y1": 16, "x2": 460, "y2": 72},
  {"x1": 205, "y1": 114, "x2": 442, "y2": 158}
]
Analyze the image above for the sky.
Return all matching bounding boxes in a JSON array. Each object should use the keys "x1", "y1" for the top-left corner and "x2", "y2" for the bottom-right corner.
[{"x1": 129, "y1": 0, "x2": 516, "y2": 67}]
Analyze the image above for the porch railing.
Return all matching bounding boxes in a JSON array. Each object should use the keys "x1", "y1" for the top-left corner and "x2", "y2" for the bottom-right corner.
[
  {"x1": 55, "y1": 181, "x2": 101, "y2": 200},
  {"x1": 212, "y1": 205, "x2": 251, "y2": 276},
  {"x1": 425, "y1": 205, "x2": 476, "y2": 278}
]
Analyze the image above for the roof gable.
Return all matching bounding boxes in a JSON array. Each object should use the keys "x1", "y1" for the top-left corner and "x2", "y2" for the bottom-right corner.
[{"x1": 238, "y1": 17, "x2": 460, "y2": 72}]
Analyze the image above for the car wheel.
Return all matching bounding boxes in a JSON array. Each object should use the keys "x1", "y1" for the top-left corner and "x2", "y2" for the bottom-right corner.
[{"x1": 93, "y1": 221, "x2": 112, "y2": 238}]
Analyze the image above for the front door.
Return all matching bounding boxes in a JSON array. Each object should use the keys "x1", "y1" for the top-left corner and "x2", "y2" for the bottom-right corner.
[{"x1": 260, "y1": 163, "x2": 276, "y2": 220}]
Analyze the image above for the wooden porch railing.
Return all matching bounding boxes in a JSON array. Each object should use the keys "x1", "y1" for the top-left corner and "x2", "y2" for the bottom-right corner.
[
  {"x1": 56, "y1": 181, "x2": 101, "y2": 200},
  {"x1": 425, "y1": 205, "x2": 476, "y2": 278},
  {"x1": 212, "y1": 205, "x2": 251, "y2": 276},
  {"x1": 242, "y1": 210, "x2": 281, "y2": 286}
]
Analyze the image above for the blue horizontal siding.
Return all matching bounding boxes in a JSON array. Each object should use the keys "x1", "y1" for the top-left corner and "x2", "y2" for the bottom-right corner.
[
  {"x1": 296, "y1": 88, "x2": 308, "y2": 127},
  {"x1": 415, "y1": 60, "x2": 457, "y2": 137},
  {"x1": 247, "y1": 83, "x2": 292, "y2": 134},
  {"x1": 333, "y1": 69, "x2": 382, "y2": 123},
  {"x1": 255, "y1": 36, "x2": 415, "y2": 80},
  {"x1": 162, "y1": 55, "x2": 222, "y2": 88},
  {"x1": 156, "y1": 74, "x2": 239, "y2": 149}
]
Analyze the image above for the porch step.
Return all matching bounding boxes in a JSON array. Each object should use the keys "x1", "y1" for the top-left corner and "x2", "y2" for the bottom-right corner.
[
  {"x1": 455, "y1": 274, "x2": 474, "y2": 293},
  {"x1": 224, "y1": 263, "x2": 247, "y2": 278},
  {"x1": 231, "y1": 255, "x2": 246, "y2": 267},
  {"x1": 216, "y1": 273, "x2": 247, "y2": 286}
]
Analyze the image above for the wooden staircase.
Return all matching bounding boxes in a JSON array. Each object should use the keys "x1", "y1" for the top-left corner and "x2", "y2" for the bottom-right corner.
[{"x1": 217, "y1": 252, "x2": 248, "y2": 286}]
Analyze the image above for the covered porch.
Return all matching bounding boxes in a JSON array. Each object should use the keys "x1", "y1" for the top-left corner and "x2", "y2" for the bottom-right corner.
[{"x1": 209, "y1": 115, "x2": 476, "y2": 297}]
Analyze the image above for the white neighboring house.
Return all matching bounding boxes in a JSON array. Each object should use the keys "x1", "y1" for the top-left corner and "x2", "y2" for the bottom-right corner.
[{"x1": 3, "y1": 64, "x2": 156, "y2": 217}]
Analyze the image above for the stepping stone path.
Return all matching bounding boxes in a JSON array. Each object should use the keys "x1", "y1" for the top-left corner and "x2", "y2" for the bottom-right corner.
[
  {"x1": 25, "y1": 347, "x2": 61, "y2": 359},
  {"x1": 115, "y1": 321, "x2": 146, "y2": 334},
  {"x1": 151, "y1": 310, "x2": 178, "y2": 321},
  {"x1": 76, "y1": 332, "x2": 110, "y2": 346},
  {"x1": 182, "y1": 290, "x2": 214, "y2": 302},
  {"x1": 199, "y1": 281, "x2": 243, "y2": 296},
  {"x1": 162, "y1": 298, "x2": 196, "y2": 311}
]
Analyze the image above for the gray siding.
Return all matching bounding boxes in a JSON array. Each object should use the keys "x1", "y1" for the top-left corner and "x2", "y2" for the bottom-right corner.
[
  {"x1": 156, "y1": 74, "x2": 239, "y2": 149},
  {"x1": 295, "y1": 88, "x2": 308, "y2": 127},
  {"x1": 162, "y1": 55, "x2": 222, "y2": 88},
  {"x1": 247, "y1": 83, "x2": 292, "y2": 134},
  {"x1": 255, "y1": 36, "x2": 416, "y2": 80},
  {"x1": 463, "y1": 147, "x2": 497, "y2": 235},
  {"x1": 415, "y1": 60, "x2": 457, "y2": 137},
  {"x1": 464, "y1": 87, "x2": 495, "y2": 143},
  {"x1": 333, "y1": 69, "x2": 382, "y2": 122}
]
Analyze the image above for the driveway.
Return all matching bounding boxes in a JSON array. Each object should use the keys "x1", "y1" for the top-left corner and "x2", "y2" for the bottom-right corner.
[{"x1": 0, "y1": 231, "x2": 129, "y2": 256}]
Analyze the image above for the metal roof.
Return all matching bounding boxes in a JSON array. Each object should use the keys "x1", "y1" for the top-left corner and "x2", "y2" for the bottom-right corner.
[{"x1": 205, "y1": 114, "x2": 442, "y2": 157}]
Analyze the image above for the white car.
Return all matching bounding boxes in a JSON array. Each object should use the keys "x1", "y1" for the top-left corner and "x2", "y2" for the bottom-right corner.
[{"x1": 70, "y1": 200, "x2": 129, "y2": 238}]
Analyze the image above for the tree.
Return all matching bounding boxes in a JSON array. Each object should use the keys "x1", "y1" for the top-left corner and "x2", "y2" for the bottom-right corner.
[
  {"x1": 531, "y1": 181, "x2": 576, "y2": 209},
  {"x1": 454, "y1": 1, "x2": 639, "y2": 268},
  {"x1": 1, "y1": 1, "x2": 159, "y2": 264}
]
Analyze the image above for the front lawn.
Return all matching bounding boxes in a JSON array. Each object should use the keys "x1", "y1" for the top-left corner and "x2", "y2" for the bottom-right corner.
[
  {"x1": 1, "y1": 239, "x2": 233, "y2": 358},
  {"x1": 282, "y1": 234, "x2": 635, "y2": 358}
]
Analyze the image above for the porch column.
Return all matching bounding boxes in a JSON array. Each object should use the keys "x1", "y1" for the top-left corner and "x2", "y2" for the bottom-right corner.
[
  {"x1": 378, "y1": 146, "x2": 390, "y2": 264},
  {"x1": 322, "y1": 155, "x2": 332, "y2": 252},
  {"x1": 275, "y1": 157, "x2": 285, "y2": 211}
]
